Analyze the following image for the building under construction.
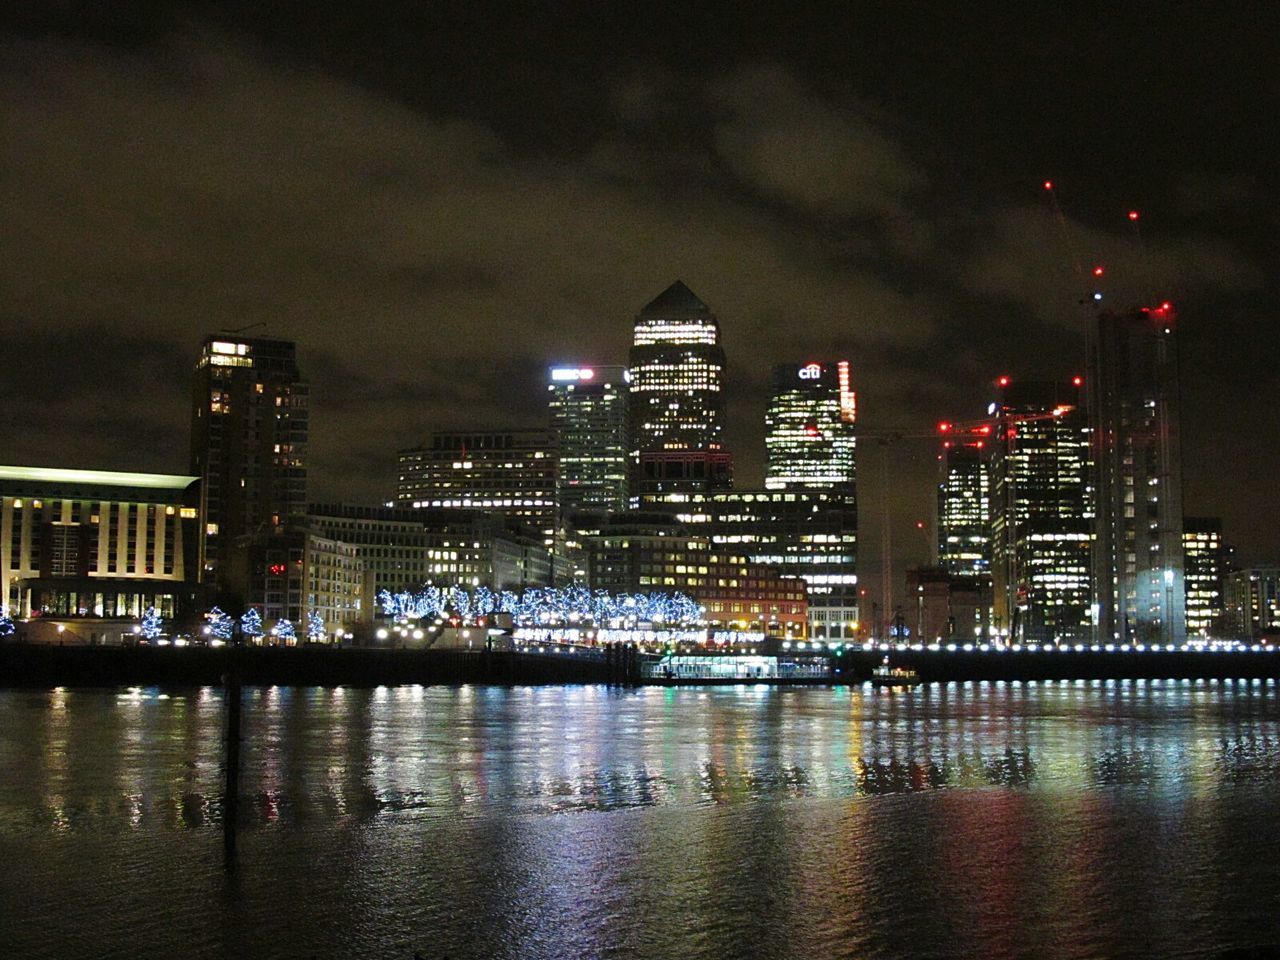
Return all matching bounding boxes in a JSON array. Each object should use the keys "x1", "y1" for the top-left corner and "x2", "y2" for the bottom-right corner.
[{"x1": 1089, "y1": 304, "x2": 1186, "y2": 645}]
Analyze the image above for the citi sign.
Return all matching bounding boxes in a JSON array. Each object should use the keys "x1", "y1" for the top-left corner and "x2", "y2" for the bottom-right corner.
[{"x1": 798, "y1": 363, "x2": 823, "y2": 380}]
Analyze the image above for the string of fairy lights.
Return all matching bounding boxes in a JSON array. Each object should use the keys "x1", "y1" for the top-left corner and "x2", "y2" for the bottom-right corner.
[{"x1": 376, "y1": 585, "x2": 705, "y2": 627}]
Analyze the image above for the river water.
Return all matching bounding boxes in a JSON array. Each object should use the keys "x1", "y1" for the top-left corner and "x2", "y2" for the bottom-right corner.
[{"x1": 2, "y1": 680, "x2": 1279, "y2": 959}]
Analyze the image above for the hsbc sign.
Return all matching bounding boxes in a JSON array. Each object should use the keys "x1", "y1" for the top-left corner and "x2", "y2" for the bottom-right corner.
[{"x1": 798, "y1": 363, "x2": 823, "y2": 380}]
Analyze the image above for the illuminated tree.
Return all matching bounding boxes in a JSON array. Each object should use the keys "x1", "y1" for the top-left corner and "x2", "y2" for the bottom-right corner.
[
  {"x1": 306, "y1": 610, "x2": 326, "y2": 642},
  {"x1": 240, "y1": 608, "x2": 263, "y2": 639},
  {"x1": 207, "y1": 607, "x2": 234, "y2": 641},
  {"x1": 273, "y1": 618, "x2": 296, "y2": 642},
  {"x1": 375, "y1": 584, "x2": 705, "y2": 628},
  {"x1": 140, "y1": 606, "x2": 164, "y2": 641},
  {"x1": 0, "y1": 608, "x2": 14, "y2": 639}
]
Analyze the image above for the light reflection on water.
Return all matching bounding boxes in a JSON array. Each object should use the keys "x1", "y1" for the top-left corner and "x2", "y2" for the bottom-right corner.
[
  {"x1": 4, "y1": 679, "x2": 1280, "y2": 823},
  {"x1": 1, "y1": 680, "x2": 1279, "y2": 959}
]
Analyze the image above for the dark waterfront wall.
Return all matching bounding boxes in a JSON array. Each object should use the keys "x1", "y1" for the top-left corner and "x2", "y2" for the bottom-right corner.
[
  {"x1": 0, "y1": 644, "x2": 635, "y2": 687},
  {"x1": 0, "y1": 643, "x2": 1276, "y2": 688},
  {"x1": 836, "y1": 649, "x2": 1280, "y2": 683}
]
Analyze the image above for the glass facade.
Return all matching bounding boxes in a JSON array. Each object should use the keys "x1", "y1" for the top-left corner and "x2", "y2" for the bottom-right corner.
[
  {"x1": 677, "y1": 490, "x2": 858, "y2": 640},
  {"x1": 764, "y1": 362, "x2": 857, "y2": 490},
  {"x1": 1182, "y1": 517, "x2": 1224, "y2": 637},
  {"x1": 546, "y1": 366, "x2": 630, "y2": 515},
  {"x1": 628, "y1": 281, "x2": 726, "y2": 454},
  {"x1": 937, "y1": 441, "x2": 990, "y2": 579},
  {"x1": 989, "y1": 380, "x2": 1093, "y2": 644}
]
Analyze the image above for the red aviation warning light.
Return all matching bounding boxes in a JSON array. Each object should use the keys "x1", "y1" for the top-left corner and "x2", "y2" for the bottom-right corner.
[
  {"x1": 1093, "y1": 265, "x2": 1104, "y2": 277},
  {"x1": 1128, "y1": 210, "x2": 1140, "y2": 221},
  {"x1": 1043, "y1": 180, "x2": 1054, "y2": 191},
  {"x1": 996, "y1": 375, "x2": 1011, "y2": 388},
  {"x1": 1072, "y1": 376, "x2": 1083, "y2": 387},
  {"x1": 938, "y1": 421, "x2": 952, "y2": 433}
]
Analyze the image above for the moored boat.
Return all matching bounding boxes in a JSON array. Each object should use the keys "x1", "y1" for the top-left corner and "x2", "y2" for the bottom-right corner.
[{"x1": 870, "y1": 657, "x2": 922, "y2": 687}]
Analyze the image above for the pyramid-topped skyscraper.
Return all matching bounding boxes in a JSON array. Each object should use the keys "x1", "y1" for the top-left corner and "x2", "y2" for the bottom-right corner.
[{"x1": 628, "y1": 280, "x2": 726, "y2": 455}]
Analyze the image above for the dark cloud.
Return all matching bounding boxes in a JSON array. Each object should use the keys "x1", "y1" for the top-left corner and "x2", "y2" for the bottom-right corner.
[
  {"x1": 710, "y1": 64, "x2": 923, "y2": 223},
  {"x1": 2, "y1": 3, "x2": 1278, "y2": 574}
]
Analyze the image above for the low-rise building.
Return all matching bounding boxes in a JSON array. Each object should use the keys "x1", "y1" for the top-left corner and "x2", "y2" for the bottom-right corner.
[
  {"x1": 233, "y1": 526, "x2": 368, "y2": 641},
  {"x1": 587, "y1": 517, "x2": 807, "y2": 637},
  {"x1": 307, "y1": 504, "x2": 555, "y2": 598},
  {"x1": 1223, "y1": 567, "x2": 1280, "y2": 641},
  {"x1": 903, "y1": 566, "x2": 990, "y2": 643},
  {"x1": 676, "y1": 490, "x2": 858, "y2": 640},
  {"x1": 0, "y1": 465, "x2": 204, "y2": 641}
]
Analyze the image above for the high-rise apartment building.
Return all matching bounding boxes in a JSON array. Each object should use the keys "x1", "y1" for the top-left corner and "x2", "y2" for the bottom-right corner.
[
  {"x1": 989, "y1": 379, "x2": 1093, "y2": 643},
  {"x1": 1183, "y1": 517, "x2": 1225, "y2": 638},
  {"x1": 765, "y1": 361, "x2": 857, "y2": 490},
  {"x1": 936, "y1": 441, "x2": 991, "y2": 579},
  {"x1": 190, "y1": 336, "x2": 308, "y2": 589},
  {"x1": 628, "y1": 281, "x2": 726, "y2": 455},
  {"x1": 1090, "y1": 304, "x2": 1185, "y2": 645},
  {"x1": 547, "y1": 365, "x2": 630, "y2": 516}
]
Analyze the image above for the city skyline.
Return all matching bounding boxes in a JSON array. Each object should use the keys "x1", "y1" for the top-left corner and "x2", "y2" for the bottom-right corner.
[
  {"x1": 6, "y1": 9, "x2": 1280, "y2": 960},
  {"x1": 2, "y1": 5, "x2": 1277, "y2": 576}
]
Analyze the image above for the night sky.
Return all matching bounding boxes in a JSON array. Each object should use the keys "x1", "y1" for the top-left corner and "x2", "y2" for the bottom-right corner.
[{"x1": 3, "y1": 3, "x2": 1277, "y2": 592}]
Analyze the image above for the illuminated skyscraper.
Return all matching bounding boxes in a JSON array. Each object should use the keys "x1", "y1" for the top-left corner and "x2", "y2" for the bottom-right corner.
[
  {"x1": 1182, "y1": 516, "x2": 1225, "y2": 638},
  {"x1": 988, "y1": 379, "x2": 1092, "y2": 643},
  {"x1": 936, "y1": 440, "x2": 990, "y2": 579},
  {"x1": 1090, "y1": 304, "x2": 1186, "y2": 645},
  {"x1": 628, "y1": 281, "x2": 726, "y2": 454},
  {"x1": 190, "y1": 336, "x2": 308, "y2": 589},
  {"x1": 765, "y1": 362, "x2": 857, "y2": 491},
  {"x1": 547, "y1": 365, "x2": 630, "y2": 516}
]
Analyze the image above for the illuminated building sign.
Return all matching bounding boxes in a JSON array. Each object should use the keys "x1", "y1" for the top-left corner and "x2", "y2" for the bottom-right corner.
[
  {"x1": 837, "y1": 361, "x2": 856, "y2": 423},
  {"x1": 798, "y1": 363, "x2": 822, "y2": 380},
  {"x1": 550, "y1": 367, "x2": 595, "y2": 382}
]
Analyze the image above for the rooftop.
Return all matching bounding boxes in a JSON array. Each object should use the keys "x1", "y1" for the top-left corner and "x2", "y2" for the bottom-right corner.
[
  {"x1": 0, "y1": 465, "x2": 199, "y2": 490},
  {"x1": 639, "y1": 280, "x2": 710, "y2": 315}
]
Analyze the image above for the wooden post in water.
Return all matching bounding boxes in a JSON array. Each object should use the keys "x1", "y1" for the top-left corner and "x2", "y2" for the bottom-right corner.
[
  {"x1": 626, "y1": 642, "x2": 639, "y2": 685},
  {"x1": 222, "y1": 623, "x2": 243, "y2": 863}
]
